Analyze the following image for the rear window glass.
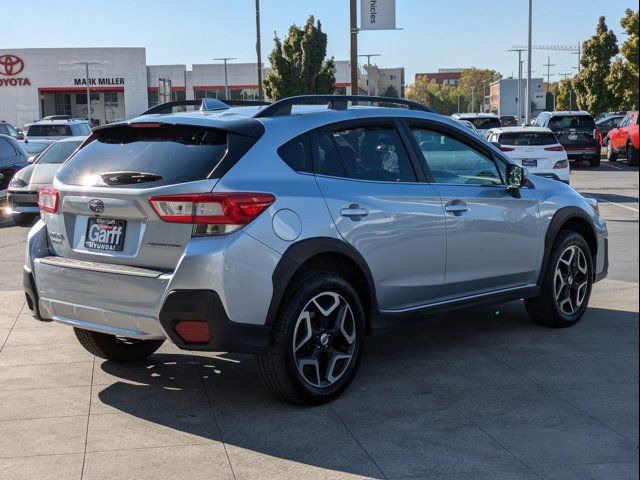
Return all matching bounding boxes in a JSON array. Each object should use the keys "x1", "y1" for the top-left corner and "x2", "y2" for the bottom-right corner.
[
  {"x1": 56, "y1": 124, "x2": 227, "y2": 187},
  {"x1": 468, "y1": 118, "x2": 501, "y2": 130},
  {"x1": 499, "y1": 132, "x2": 557, "y2": 146},
  {"x1": 548, "y1": 115, "x2": 596, "y2": 130},
  {"x1": 37, "y1": 141, "x2": 83, "y2": 164},
  {"x1": 23, "y1": 141, "x2": 51, "y2": 155},
  {"x1": 28, "y1": 125, "x2": 73, "y2": 137},
  {"x1": 71, "y1": 123, "x2": 92, "y2": 136},
  {"x1": 278, "y1": 134, "x2": 312, "y2": 173}
]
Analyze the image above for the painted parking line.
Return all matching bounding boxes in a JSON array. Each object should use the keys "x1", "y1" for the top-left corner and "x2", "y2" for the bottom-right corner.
[{"x1": 595, "y1": 197, "x2": 640, "y2": 213}]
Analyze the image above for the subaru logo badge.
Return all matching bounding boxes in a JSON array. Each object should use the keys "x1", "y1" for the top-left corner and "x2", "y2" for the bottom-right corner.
[{"x1": 89, "y1": 199, "x2": 105, "y2": 214}]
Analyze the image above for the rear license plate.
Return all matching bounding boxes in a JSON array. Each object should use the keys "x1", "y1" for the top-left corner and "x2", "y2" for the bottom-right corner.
[
  {"x1": 568, "y1": 134, "x2": 578, "y2": 141},
  {"x1": 522, "y1": 159, "x2": 538, "y2": 168},
  {"x1": 85, "y1": 218, "x2": 126, "y2": 251}
]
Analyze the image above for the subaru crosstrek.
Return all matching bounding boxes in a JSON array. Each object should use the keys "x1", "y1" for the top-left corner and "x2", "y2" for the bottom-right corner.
[{"x1": 24, "y1": 96, "x2": 608, "y2": 405}]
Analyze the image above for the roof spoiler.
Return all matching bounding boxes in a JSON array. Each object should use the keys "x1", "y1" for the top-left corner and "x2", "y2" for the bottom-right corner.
[
  {"x1": 253, "y1": 95, "x2": 435, "y2": 118},
  {"x1": 141, "y1": 99, "x2": 270, "y2": 116}
]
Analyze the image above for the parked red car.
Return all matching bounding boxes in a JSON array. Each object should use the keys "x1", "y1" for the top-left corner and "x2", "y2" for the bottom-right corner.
[{"x1": 607, "y1": 111, "x2": 639, "y2": 166}]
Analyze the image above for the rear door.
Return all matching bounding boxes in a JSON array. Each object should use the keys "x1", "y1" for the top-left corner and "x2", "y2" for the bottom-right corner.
[
  {"x1": 612, "y1": 114, "x2": 631, "y2": 150},
  {"x1": 46, "y1": 123, "x2": 235, "y2": 270},
  {"x1": 405, "y1": 121, "x2": 540, "y2": 300},
  {"x1": 312, "y1": 119, "x2": 446, "y2": 311}
]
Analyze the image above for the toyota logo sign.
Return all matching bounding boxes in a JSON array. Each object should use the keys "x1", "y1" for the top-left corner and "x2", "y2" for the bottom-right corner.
[{"x1": 0, "y1": 55, "x2": 25, "y2": 76}]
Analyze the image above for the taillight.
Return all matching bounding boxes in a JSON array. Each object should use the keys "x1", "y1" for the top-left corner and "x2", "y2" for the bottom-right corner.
[
  {"x1": 38, "y1": 185, "x2": 59, "y2": 213},
  {"x1": 149, "y1": 192, "x2": 275, "y2": 236},
  {"x1": 594, "y1": 129, "x2": 602, "y2": 144},
  {"x1": 545, "y1": 145, "x2": 565, "y2": 152},
  {"x1": 499, "y1": 145, "x2": 515, "y2": 151},
  {"x1": 554, "y1": 160, "x2": 569, "y2": 169}
]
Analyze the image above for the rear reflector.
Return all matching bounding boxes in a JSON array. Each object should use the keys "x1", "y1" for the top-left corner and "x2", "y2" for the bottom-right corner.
[
  {"x1": 499, "y1": 145, "x2": 515, "y2": 151},
  {"x1": 38, "y1": 185, "x2": 59, "y2": 213},
  {"x1": 174, "y1": 321, "x2": 210, "y2": 344},
  {"x1": 149, "y1": 192, "x2": 275, "y2": 235},
  {"x1": 544, "y1": 145, "x2": 565, "y2": 152}
]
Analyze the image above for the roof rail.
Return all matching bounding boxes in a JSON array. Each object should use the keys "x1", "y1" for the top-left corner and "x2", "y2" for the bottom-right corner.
[
  {"x1": 141, "y1": 99, "x2": 270, "y2": 116},
  {"x1": 41, "y1": 115, "x2": 72, "y2": 120},
  {"x1": 253, "y1": 95, "x2": 434, "y2": 118}
]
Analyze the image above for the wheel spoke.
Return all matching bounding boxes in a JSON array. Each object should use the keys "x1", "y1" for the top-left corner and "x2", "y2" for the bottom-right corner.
[
  {"x1": 293, "y1": 311, "x2": 313, "y2": 353},
  {"x1": 334, "y1": 305, "x2": 356, "y2": 344},
  {"x1": 297, "y1": 355, "x2": 321, "y2": 387},
  {"x1": 575, "y1": 280, "x2": 588, "y2": 307},
  {"x1": 326, "y1": 352, "x2": 352, "y2": 384}
]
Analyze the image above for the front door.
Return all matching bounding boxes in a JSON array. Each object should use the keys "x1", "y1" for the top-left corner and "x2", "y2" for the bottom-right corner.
[
  {"x1": 405, "y1": 122, "x2": 541, "y2": 301},
  {"x1": 312, "y1": 121, "x2": 446, "y2": 311}
]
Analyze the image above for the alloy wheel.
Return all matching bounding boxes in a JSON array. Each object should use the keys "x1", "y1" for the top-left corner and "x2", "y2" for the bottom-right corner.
[
  {"x1": 292, "y1": 291, "x2": 357, "y2": 388},
  {"x1": 554, "y1": 245, "x2": 589, "y2": 316}
]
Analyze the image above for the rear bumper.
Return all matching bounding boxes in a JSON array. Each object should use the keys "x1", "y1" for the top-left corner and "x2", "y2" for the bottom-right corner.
[
  {"x1": 565, "y1": 149, "x2": 600, "y2": 160},
  {"x1": 24, "y1": 221, "x2": 279, "y2": 352},
  {"x1": 7, "y1": 191, "x2": 39, "y2": 214}
]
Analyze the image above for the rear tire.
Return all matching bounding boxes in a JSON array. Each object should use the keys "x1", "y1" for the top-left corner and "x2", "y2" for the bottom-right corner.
[
  {"x1": 589, "y1": 155, "x2": 601, "y2": 168},
  {"x1": 607, "y1": 142, "x2": 618, "y2": 162},
  {"x1": 257, "y1": 271, "x2": 365, "y2": 405},
  {"x1": 627, "y1": 142, "x2": 639, "y2": 167},
  {"x1": 11, "y1": 213, "x2": 37, "y2": 227},
  {"x1": 74, "y1": 328, "x2": 164, "y2": 362},
  {"x1": 525, "y1": 231, "x2": 593, "y2": 328}
]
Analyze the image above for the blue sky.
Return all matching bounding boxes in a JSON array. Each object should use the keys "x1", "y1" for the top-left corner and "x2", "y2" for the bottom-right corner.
[{"x1": 4, "y1": 0, "x2": 635, "y2": 82}]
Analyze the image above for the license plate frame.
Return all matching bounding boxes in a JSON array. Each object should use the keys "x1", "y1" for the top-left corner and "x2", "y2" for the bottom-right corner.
[
  {"x1": 84, "y1": 218, "x2": 127, "y2": 252},
  {"x1": 522, "y1": 159, "x2": 538, "y2": 168},
  {"x1": 568, "y1": 134, "x2": 578, "y2": 141}
]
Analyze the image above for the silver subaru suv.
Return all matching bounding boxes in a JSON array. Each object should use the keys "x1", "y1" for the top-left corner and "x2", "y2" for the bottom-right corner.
[{"x1": 24, "y1": 96, "x2": 608, "y2": 405}]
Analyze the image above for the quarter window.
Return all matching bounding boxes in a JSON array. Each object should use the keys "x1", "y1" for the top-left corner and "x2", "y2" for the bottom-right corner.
[
  {"x1": 410, "y1": 126, "x2": 502, "y2": 186},
  {"x1": 278, "y1": 134, "x2": 313, "y2": 173}
]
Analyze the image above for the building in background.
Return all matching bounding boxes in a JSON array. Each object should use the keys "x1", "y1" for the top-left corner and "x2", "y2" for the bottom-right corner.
[
  {"x1": 489, "y1": 77, "x2": 546, "y2": 119},
  {"x1": 415, "y1": 68, "x2": 465, "y2": 87},
  {"x1": 0, "y1": 47, "x2": 404, "y2": 128},
  {"x1": 0, "y1": 48, "x2": 147, "y2": 129}
]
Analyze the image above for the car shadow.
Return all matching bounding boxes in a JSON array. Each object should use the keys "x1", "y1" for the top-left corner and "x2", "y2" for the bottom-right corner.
[{"x1": 95, "y1": 301, "x2": 638, "y2": 478}]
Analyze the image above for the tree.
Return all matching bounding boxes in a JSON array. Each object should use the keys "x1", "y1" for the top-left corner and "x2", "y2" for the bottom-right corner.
[
  {"x1": 573, "y1": 16, "x2": 618, "y2": 116},
  {"x1": 263, "y1": 16, "x2": 336, "y2": 100},
  {"x1": 405, "y1": 77, "x2": 465, "y2": 115},
  {"x1": 607, "y1": 9, "x2": 639, "y2": 110},
  {"x1": 458, "y1": 68, "x2": 502, "y2": 112},
  {"x1": 381, "y1": 84, "x2": 400, "y2": 98},
  {"x1": 555, "y1": 78, "x2": 577, "y2": 111}
]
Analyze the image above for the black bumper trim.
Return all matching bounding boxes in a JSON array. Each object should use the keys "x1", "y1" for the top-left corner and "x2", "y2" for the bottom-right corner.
[
  {"x1": 22, "y1": 268, "x2": 49, "y2": 322},
  {"x1": 594, "y1": 237, "x2": 609, "y2": 283},
  {"x1": 159, "y1": 290, "x2": 271, "y2": 353}
]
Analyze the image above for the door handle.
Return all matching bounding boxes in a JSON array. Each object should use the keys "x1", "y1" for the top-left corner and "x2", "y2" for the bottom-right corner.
[
  {"x1": 340, "y1": 204, "x2": 369, "y2": 219},
  {"x1": 445, "y1": 201, "x2": 469, "y2": 216}
]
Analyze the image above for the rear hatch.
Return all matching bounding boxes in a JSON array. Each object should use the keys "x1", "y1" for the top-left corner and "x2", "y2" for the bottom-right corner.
[
  {"x1": 548, "y1": 114, "x2": 599, "y2": 150},
  {"x1": 498, "y1": 131, "x2": 564, "y2": 168},
  {"x1": 43, "y1": 120, "x2": 262, "y2": 271}
]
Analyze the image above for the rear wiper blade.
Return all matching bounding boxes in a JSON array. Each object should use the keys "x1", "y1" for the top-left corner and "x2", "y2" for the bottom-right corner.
[{"x1": 100, "y1": 171, "x2": 163, "y2": 185}]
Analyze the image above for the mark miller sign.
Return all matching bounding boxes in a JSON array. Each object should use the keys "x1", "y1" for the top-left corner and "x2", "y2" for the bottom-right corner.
[{"x1": 360, "y1": 0, "x2": 396, "y2": 30}]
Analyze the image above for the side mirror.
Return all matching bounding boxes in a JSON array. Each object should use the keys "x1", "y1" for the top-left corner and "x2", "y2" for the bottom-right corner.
[
  {"x1": 506, "y1": 164, "x2": 528, "y2": 190},
  {"x1": 27, "y1": 155, "x2": 37, "y2": 164}
]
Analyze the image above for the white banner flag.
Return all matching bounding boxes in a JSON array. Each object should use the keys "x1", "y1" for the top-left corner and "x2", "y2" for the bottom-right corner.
[{"x1": 360, "y1": 0, "x2": 396, "y2": 30}]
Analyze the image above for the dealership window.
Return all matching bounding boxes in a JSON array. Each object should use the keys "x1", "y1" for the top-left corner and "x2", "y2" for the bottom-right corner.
[
  {"x1": 194, "y1": 89, "x2": 258, "y2": 101},
  {"x1": 55, "y1": 94, "x2": 72, "y2": 117},
  {"x1": 171, "y1": 90, "x2": 186, "y2": 102},
  {"x1": 75, "y1": 93, "x2": 100, "y2": 105},
  {"x1": 148, "y1": 90, "x2": 159, "y2": 107}
]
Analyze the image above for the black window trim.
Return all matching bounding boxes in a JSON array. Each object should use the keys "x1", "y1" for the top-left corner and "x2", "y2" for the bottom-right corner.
[
  {"x1": 398, "y1": 118, "x2": 508, "y2": 187},
  {"x1": 309, "y1": 117, "x2": 426, "y2": 185}
]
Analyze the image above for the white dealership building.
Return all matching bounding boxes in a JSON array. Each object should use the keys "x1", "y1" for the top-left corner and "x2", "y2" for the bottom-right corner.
[{"x1": 0, "y1": 47, "x2": 404, "y2": 129}]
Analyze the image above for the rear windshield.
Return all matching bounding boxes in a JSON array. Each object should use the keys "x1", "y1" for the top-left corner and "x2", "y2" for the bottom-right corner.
[
  {"x1": 37, "y1": 141, "x2": 83, "y2": 164},
  {"x1": 499, "y1": 132, "x2": 557, "y2": 146},
  {"x1": 548, "y1": 115, "x2": 596, "y2": 130},
  {"x1": 23, "y1": 142, "x2": 51, "y2": 155},
  {"x1": 469, "y1": 118, "x2": 501, "y2": 130},
  {"x1": 28, "y1": 125, "x2": 73, "y2": 137},
  {"x1": 56, "y1": 124, "x2": 227, "y2": 187},
  {"x1": 71, "y1": 123, "x2": 92, "y2": 136}
]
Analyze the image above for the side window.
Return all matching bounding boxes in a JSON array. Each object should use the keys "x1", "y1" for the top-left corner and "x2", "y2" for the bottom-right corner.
[
  {"x1": 312, "y1": 129, "x2": 348, "y2": 178},
  {"x1": 329, "y1": 124, "x2": 417, "y2": 182},
  {"x1": 409, "y1": 125, "x2": 502, "y2": 186},
  {"x1": 0, "y1": 138, "x2": 17, "y2": 164},
  {"x1": 278, "y1": 133, "x2": 313, "y2": 173}
]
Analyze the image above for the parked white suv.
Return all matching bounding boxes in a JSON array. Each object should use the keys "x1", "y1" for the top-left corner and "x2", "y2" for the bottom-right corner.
[
  {"x1": 25, "y1": 116, "x2": 91, "y2": 141},
  {"x1": 486, "y1": 127, "x2": 570, "y2": 184}
]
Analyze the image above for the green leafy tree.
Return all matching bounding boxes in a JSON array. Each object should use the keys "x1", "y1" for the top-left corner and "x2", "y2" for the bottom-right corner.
[
  {"x1": 263, "y1": 16, "x2": 336, "y2": 100},
  {"x1": 405, "y1": 77, "x2": 466, "y2": 115},
  {"x1": 381, "y1": 84, "x2": 400, "y2": 98},
  {"x1": 555, "y1": 78, "x2": 577, "y2": 111},
  {"x1": 573, "y1": 16, "x2": 618, "y2": 116},
  {"x1": 458, "y1": 68, "x2": 501, "y2": 112},
  {"x1": 607, "y1": 9, "x2": 639, "y2": 110}
]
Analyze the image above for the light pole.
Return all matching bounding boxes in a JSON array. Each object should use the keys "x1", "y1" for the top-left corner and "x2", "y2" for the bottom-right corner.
[
  {"x1": 457, "y1": 93, "x2": 462, "y2": 113},
  {"x1": 471, "y1": 86, "x2": 476, "y2": 113},
  {"x1": 350, "y1": 0, "x2": 359, "y2": 96},
  {"x1": 213, "y1": 57, "x2": 237, "y2": 100},
  {"x1": 508, "y1": 48, "x2": 526, "y2": 123},
  {"x1": 358, "y1": 54, "x2": 381, "y2": 96},
  {"x1": 74, "y1": 61, "x2": 99, "y2": 125},
  {"x1": 255, "y1": 0, "x2": 264, "y2": 101},
  {"x1": 525, "y1": 0, "x2": 533, "y2": 125}
]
